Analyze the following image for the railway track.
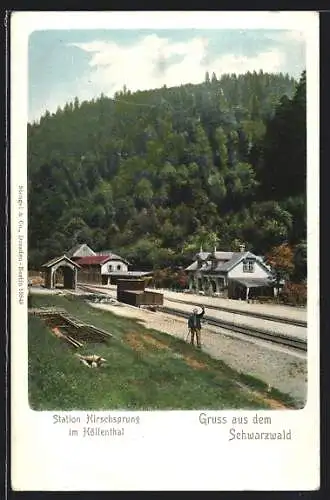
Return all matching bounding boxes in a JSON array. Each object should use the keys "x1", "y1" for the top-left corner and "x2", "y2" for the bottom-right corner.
[
  {"x1": 161, "y1": 306, "x2": 307, "y2": 353},
  {"x1": 77, "y1": 284, "x2": 117, "y2": 298},
  {"x1": 161, "y1": 296, "x2": 307, "y2": 328},
  {"x1": 78, "y1": 284, "x2": 307, "y2": 353},
  {"x1": 78, "y1": 282, "x2": 307, "y2": 328}
]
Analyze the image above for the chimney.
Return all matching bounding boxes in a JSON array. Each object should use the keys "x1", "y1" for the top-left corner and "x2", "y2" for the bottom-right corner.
[{"x1": 239, "y1": 243, "x2": 246, "y2": 253}]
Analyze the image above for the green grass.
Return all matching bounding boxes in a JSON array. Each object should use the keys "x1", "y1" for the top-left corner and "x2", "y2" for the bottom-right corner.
[{"x1": 28, "y1": 293, "x2": 298, "y2": 410}]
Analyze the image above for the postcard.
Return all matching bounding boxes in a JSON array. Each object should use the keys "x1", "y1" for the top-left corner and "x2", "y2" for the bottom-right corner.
[{"x1": 10, "y1": 10, "x2": 319, "y2": 491}]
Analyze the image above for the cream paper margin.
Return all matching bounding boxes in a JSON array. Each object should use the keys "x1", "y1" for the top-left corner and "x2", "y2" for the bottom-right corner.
[{"x1": 10, "y1": 11, "x2": 320, "y2": 491}]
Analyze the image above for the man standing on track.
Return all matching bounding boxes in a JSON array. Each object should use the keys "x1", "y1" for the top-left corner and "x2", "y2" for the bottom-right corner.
[{"x1": 188, "y1": 305, "x2": 205, "y2": 348}]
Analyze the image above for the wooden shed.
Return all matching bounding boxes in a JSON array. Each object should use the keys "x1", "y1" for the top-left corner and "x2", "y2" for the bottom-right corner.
[
  {"x1": 42, "y1": 255, "x2": 81, "y2": 290},
  {"x1": 117, "y1": 279, "x2": 163, "y2": 307}
]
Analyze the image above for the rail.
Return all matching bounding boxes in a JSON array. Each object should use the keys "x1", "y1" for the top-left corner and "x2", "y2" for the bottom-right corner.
[
  {"x1": 163, "y1": 296, "x2": 307, "y2": 328},
  {"x1": 161, "y1": 306, "x2": 307, "y2": 353}
]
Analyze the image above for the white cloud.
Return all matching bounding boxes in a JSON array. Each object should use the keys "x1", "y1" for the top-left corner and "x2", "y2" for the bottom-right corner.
[
  {"x1": 212, "y1": 49, "x2": 284, "y2": 75},
  {"x1": 266, "y1": 30, "x2": 306, "y2": 44},
  {"x1": 71, "y1": 35, "x2": 286, "y2": 98}
]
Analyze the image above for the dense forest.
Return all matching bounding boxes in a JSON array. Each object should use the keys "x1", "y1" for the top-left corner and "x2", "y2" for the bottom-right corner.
[{"x1": 28, "y1": 70, "x2": 306, "y2": 281}]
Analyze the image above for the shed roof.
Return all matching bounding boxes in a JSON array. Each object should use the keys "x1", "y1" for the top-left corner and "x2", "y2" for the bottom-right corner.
[
  {"x1": 42, "y1": 255, "x2": 81, "y2": 269},
  {"x1": 108, "y1": 271, "x2": 153, "y2": 277}
]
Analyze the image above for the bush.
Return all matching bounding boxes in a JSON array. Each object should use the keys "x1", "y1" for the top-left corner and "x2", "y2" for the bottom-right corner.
[
  {"x1": 151, "y1": 268, "x2": 188, "y2": 290},
  {"x1": 279, "y1": 282, "x2": 307, "y2": 306}
]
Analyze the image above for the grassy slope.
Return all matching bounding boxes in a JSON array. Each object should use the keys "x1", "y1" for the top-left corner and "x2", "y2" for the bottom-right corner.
[{"x1": 28, "y1": 293, "x2": 297, "y2": 410}]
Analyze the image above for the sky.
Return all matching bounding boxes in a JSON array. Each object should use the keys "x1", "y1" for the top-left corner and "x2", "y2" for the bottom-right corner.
[{"x1": 28, "y1": 29, "x2": 305, "y2": 123}]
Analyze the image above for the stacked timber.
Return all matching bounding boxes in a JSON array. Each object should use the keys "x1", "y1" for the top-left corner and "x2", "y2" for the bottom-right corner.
[
  {"x1": 31, "y1": 307, "x2": 113, "y2": 345},
  {"x1": 117, "y1": 279, "x2": 163, "y2": 307}
]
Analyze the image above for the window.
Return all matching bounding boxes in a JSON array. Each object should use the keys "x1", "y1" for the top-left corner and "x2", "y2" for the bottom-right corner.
[
  {"x1": 243, "y1": 259, "x2": 255, "y2": 273},
  {"x1": 117, "y1": 264, "x2": 121, "y2": 271},
  {"x1": 108, "y1": 264, "x2": 112, "y2": 272}
]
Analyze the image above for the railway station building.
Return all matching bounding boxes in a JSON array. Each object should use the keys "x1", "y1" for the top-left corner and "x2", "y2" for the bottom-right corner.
[
  {"x1": 64, "y1": 243, "x2": 153, "y2": 285},
  {"x1": 185, "y1": 245, "x2": 276, "y2": 300}
]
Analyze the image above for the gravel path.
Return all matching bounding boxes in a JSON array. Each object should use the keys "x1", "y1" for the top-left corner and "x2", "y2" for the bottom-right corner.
[{"x1": 90, "y1": 300, "x2": 307, "y2": 406}]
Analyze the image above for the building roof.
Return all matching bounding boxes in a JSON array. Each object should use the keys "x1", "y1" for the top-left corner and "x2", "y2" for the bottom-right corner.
[
  {"x1": 185, "y1": 251, "x2": 273, "y2": 275},
  {"x1": 95, "y1": 250, "x2": 130, "y2": 265},
  {"x1": 185, "y1": 261, "x2": 199, "y2": 271},
  {"x1": 194, "y1": 251, "x2": 234, "y2": 261},
  {"x1": 75, "y1": 255, "x2": 112, "y2": 266},
  {"x1": 186, "y1": 251, "x2": 244, "y2": 272},
  {"x1": 66, "y1": 243, "x2": 83, "y2": 257},
  {"x1": 65, "y1": 243, "x2": 95, "y2": 258},
  {"x1": 42, "y1": 255, "x2": 81, "y2": 269},
  {"x1": 216, "y1": 252, "x2": 249, "y2": 272},
  {"x1": 213, "y1": 251, "x2": 235, "y2": 260},
  {"x1": 196, "y1": 251, "x2": 212, "y2": 261}
]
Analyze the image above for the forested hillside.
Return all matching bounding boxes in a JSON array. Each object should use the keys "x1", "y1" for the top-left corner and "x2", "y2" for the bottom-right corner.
[{"x1": 28, "y1": 70, "x2": 306, "y2": 277}]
